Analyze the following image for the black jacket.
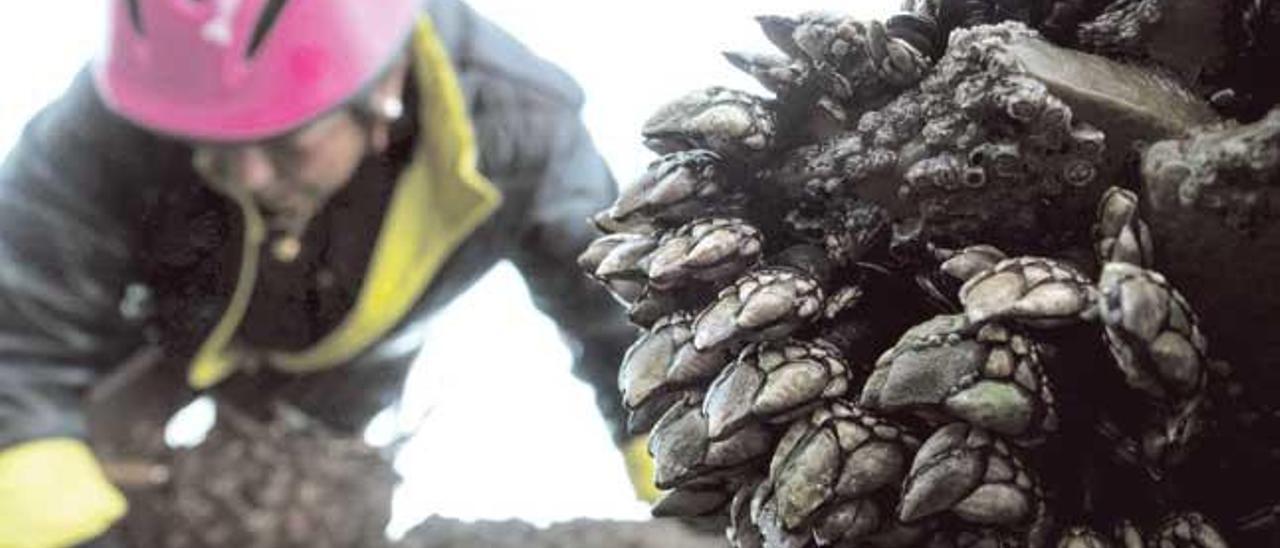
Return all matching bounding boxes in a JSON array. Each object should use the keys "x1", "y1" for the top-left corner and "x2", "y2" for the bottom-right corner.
[{"x1": 0, "y1": 0, "x2": 634, "y2": 458}]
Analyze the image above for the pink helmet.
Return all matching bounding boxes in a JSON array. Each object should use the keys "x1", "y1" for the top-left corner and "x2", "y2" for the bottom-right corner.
[{"x1": 93, "y1": 0, "x2": 421, "y2": 141}]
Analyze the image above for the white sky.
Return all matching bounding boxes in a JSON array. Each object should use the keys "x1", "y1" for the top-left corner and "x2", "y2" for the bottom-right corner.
[{"x1": 0, "y1": 0, "x2": 900, "y2": 537}]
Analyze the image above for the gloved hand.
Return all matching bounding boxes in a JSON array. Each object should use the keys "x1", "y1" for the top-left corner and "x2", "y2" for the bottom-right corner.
[{"x1": 0, "y1": 438, "x2": 127, "y2": 548}]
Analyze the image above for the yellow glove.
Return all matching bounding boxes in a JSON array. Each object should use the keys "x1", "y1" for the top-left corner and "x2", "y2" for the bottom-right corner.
[
  {"x1": 0, "y1": 438, "x2": 127, "y2": 548},
  {"x1": 622, "y1": 435, "x2": 662, "y2": 504}
]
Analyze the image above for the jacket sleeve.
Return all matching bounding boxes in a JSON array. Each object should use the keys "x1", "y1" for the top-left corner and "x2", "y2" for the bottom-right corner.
[
  {"x1": 505, "y1": 102, "x2": 638, "y2": 446},
  {"x1": 0, "y1": 70, "x2": 155, "y2": 546}
]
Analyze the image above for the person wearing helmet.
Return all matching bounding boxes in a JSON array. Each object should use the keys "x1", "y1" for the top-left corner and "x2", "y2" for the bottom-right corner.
[{"x1": 0, "y1": 0, "x2": 641, "y2": 545}]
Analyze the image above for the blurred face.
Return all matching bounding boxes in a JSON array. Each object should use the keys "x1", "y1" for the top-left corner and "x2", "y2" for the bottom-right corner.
[
  {"x1": 190, "y1": 51, "x2": 410, "y2": 236},
  {"x1": 191, "y1": 107, "x2": 370, "y2": 232}
]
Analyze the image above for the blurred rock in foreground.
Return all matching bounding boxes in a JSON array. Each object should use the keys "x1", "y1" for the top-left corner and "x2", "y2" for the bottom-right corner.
[{"x1": 396, "y1": 516, "x2": 728, "y2": 548}]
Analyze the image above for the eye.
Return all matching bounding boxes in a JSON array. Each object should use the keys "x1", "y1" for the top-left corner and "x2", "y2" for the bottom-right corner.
[{"x1": 288, "y1": 112, "x2": 344, "y2": 149}]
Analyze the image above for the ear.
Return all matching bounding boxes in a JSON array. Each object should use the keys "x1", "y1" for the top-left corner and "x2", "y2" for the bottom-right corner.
[
  {"x1": 367, "y1": 49, "x2": 412, "y2": 153},
  {"x1": 372, "y1": 50, "x2": 412, "y2": 114}
]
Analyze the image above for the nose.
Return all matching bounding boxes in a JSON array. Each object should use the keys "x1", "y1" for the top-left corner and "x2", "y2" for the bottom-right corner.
[{"x1": 225, "y1": 146, "x2": 277, "y2": 191}]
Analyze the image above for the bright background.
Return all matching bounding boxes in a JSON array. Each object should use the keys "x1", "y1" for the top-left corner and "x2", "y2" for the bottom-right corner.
[{"x1": 0, "y1": 0, "x2": 899, "y2": 538}]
